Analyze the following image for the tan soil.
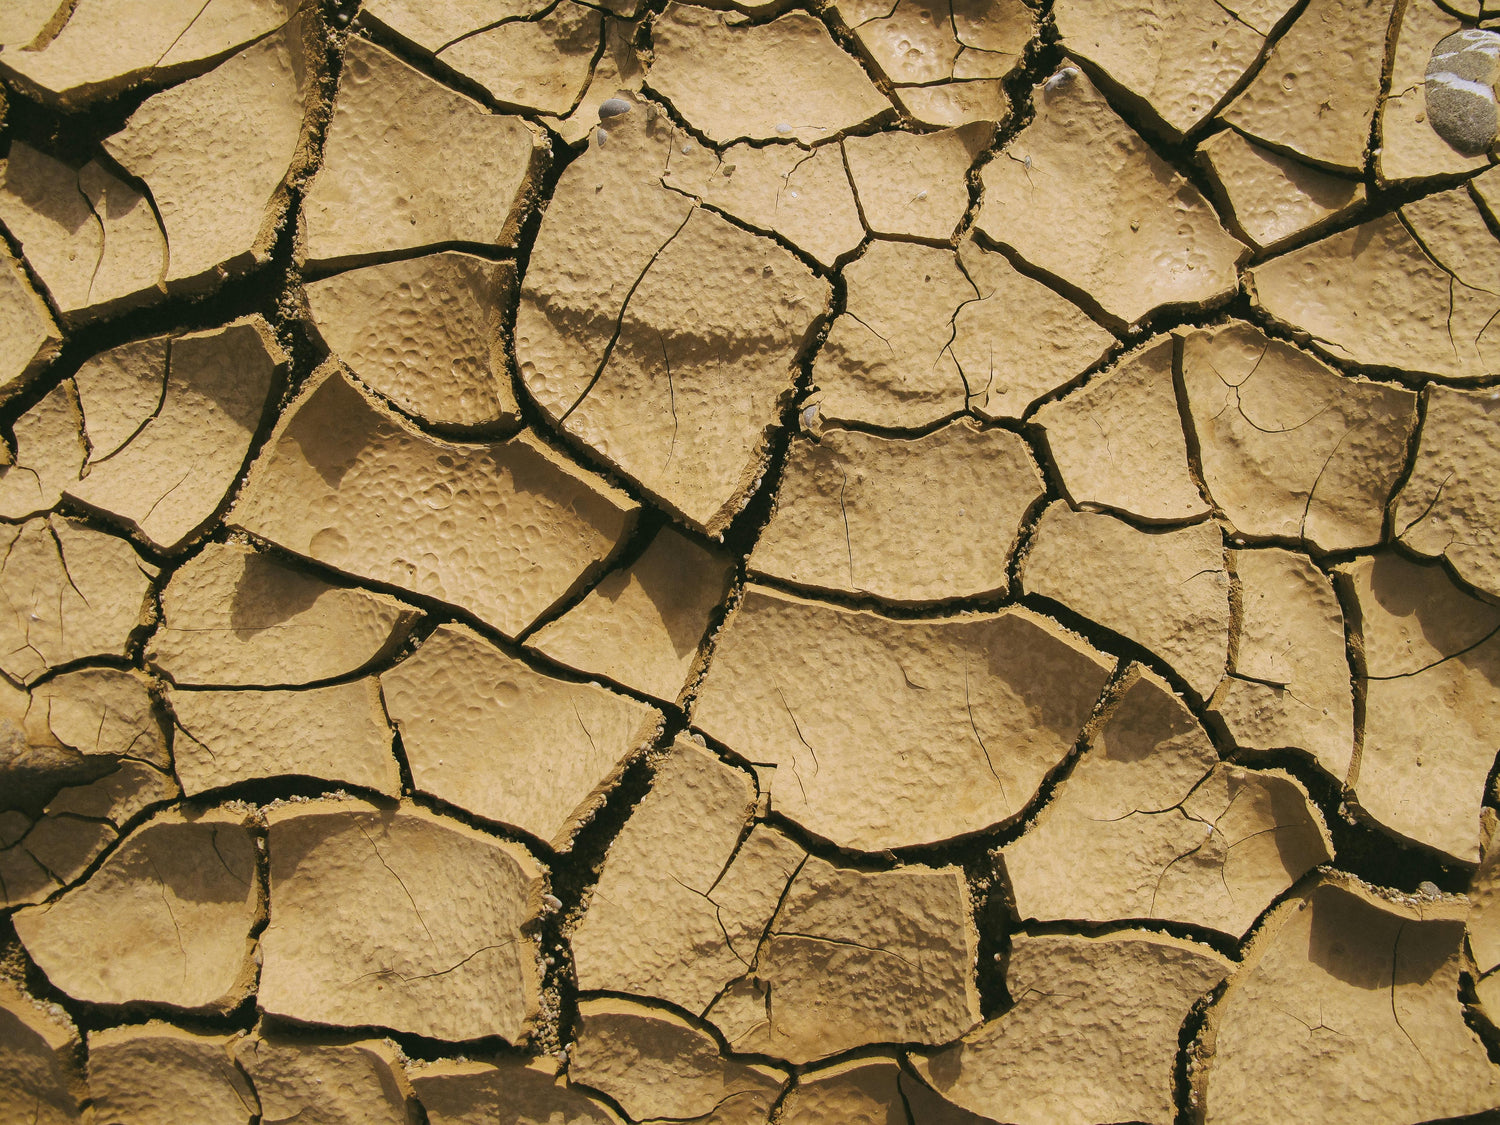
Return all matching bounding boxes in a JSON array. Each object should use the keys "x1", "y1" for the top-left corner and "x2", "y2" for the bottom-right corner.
[{"x1": 3, "y1": 2, "x2": 1500, "y2": 1121}]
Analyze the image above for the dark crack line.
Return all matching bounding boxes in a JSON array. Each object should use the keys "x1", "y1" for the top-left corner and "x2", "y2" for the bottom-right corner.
[
  {"x1": 433, "y1": 0, "x2": 568, "y2": 53},
  {"x1": 150, "y1": 0, "x2": 215, "y2": 69},
  {"x1": 1395, "y1": 470, "x2": 1452, "y2": 539},
  {"x1": 657, "y1": 330, "x2": 678, "y2": 472},
  {"x1": 90, "y1": 339, "x2": 171, "y2": 468},
  {"x1": 964, "y1": 662, "x2": 1007, "y2": 803},
  {"x1": 773, "y1": 929, "x2": 918, "y2": 969},
  {"x1": 148, "y1": 854, "x2": 188, "y2": 983},
  {"x1": 1365, "y1": 620, "x2": 1500, "y2": 680},
  {"x1": 837, "y1": 465, "x2": 854, "y2": 589},
  {"x1": 773, "y1": 681, "x2": 819, "y2": 777},
  {"x1": 1390, "y1": 921, "x2": 1432, "y2": 1071}
]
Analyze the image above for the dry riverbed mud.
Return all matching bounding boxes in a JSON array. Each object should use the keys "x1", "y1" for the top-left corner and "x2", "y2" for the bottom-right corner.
[{"x1": 3, "y1": 0, "x2": 1500, "y2": 1122}]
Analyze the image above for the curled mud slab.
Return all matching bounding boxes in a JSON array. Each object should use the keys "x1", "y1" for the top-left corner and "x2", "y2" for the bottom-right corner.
[{"x1": 3, "y1": 2, "x2": 1500, "y2": 1122}]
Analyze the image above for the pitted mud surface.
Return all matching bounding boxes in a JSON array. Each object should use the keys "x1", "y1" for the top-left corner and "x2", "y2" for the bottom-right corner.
[{"x1": 3, "y1": 1, "x2": 1500, "y2": 1122}]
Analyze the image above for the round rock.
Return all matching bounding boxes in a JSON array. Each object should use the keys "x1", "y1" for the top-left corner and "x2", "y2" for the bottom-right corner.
[
  {"x1": 597, "y1": 97, "x2": 632, "y2": 120},
  {"x1": 1426, "y1": 28, "x2": 1500, "y2": 155}
]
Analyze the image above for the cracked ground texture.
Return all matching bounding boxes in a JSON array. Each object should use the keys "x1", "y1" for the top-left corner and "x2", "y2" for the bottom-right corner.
[{"x1": 5, "y1": 1, "x2": 1500, "y2": 1123}]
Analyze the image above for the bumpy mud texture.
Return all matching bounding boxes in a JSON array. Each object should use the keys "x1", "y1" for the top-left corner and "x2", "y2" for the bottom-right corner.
[{"x1": 4, "y1": 2, "x2": 1500, "y2": 1122}]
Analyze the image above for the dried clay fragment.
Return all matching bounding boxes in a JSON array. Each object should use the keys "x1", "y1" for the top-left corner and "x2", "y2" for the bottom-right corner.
[
  {"x1": 89, "y1": 1023, "x2": 258, "y2": 1125},
  {"x1": 0, "y1": 142, "x2": 166, "y2": 323},
  {"x1": 409, "y1": 1058, "x2": 622, "y2": 1125},
  {"x1": 1209, "y1": 547, "x2": 1354, "y2": 781},
  {"x1": 1032, "y1": 335, "x2": 1207, "y2": 523},
  {"x1": 1473, "y1": 833, "x2": 1500, "y2": 1020},
  {"x1": 950, "y1": 235, "x2": 1116, "y2": 421},
  {"x1": 0, "y1": 380, "x2": 85, "y2": 520},
  {"x1": 1393, "y1": 383, "x2": 1500, "y2": 601},
  {"x1": 103, "y1": 18, "x2": 313, "y2": 291},
  {"x1": 1022, "y1": 502, "x2": 1230, "y2": 700},
  {"x1": 1380, "y1": 3, "x2": 1494, "y2": 181},
  {"x1": 13, "y1": 808, "x2": 261, "y2": 1011},
  {"x1": 838, "y1": 0, "x2": 1031, "y2": 126},
  {"x1": 234, "y1": 1033, "x2": 414, "y2": 1125},
  {"x1": 1055, "y1": 0, "x2": 1296, "y2": 135},
  {"x1": 258, "y1": 800, "x2": 544, "y2": 1042},
  {"x1": 0, "y1": 243, "x2": 62, "y2": 402},
  {"x1": 1005, "y1": 665, "x2": 1332, "y2": 938},
  {"x1": 527, "y1": 524, "x2": 733, "y2": 703},
  {"x1": 779, "y1": 1058, "x2": 907, "y2": 1125},
  {"x1": 694, "y1": 585, "x2": 1112, "y2": 851},
  {"x1": 1179, "y1": 321, "x2": 1417, "y2": 552},
  {"x1": 232, "y1": 365, "x2": 637, "y2": 637},
  {"x1": 0, "y1": 978, "x2": 87, "y2": 1125},
  {"x1": 0, "y1": 517, "x2": 153, "y2": 685},
  {"x1": 1196, "y1": 128, "x2": 1365, "y2": 252},
  {"x1": 305, "y1": 252, "x2": 518, "y2": 430},
  {"x1": 1337, "y1": 552, "x2": 1500, "y2": 864},
  {"x1": 0, "y1": 0, "x2": 69, "y2": 50},
  {"x1": 148, "y1": 541, "x2": 418, "y2": 688},
  {"x1": 916, "y1": 931, "x2": 1231, "y2": 1125},
  {"x1": 64, "y1": 317, "x2": 284, "y2": 552},
  {"x1": 364, "y1": 0, "x2": 601, "y2": 117},
  {"x1": 1200, "y1": 878, "x2": 1500, "y2": 1125},
  {"x1": 843, "y1": 123, "x2": 994, "y2": 242},
  {"x1": 168, "y1": 679, "x2": 399, "y2": 798},
  {"x1": 1249, "y1": 189, "x2": 1500, "y2": 380},
  {"x1": 383, "y1": 623, "x2": 661, "y2": 847},
  {"x1": 0, "y1": 0, "x2": 297, "y2": 108},
  {"x1": 661, "y1": 138, "x2": 864, "y2": 270},
  {"x1": 517, "y1": 110, "x2": 828, "y2": 534},
  {"x1": 751, "y1": 420, "x2": 1044, "y2": 603},
  {"x1": 815, "y1": 239, "x2": 974, "y2": 430},
  {"x1": 570, "y1": 998, "x2": 787, "y2": 1123},
  {"x1": 976, "y1": 66, "x2": 1245, "y2": 326},
  {"x1": 571, "y1": 735, "x2": 767, "y2": 1014},
  {"x1": 1222, "y1": 0, "x2": 1398, "y2": 171},
  {"x1": 301, "y1": 37, "x2": 547, "y2": 268},
  {"x1": 556, "y1": 15, "x2": 646, "y2": 145},
  {"x1": 649, "y1": 4, "x2": 892, "y2": 144}
]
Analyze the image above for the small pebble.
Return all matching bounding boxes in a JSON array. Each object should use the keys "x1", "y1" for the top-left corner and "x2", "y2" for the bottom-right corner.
[
  {"x1": 1427, "y1": 29, "x2": 1500, "y2": 154},
  {"x1": 595, "y1": 127, "x2": 608, "y2": 147},
  {"x1": 598, "y1": 97, "x2": 632, "y2": 120},
  {"x1": 775, "y1": 122, "x2": 794, "y2": 134},
  {"x1": 1043, "y1": 66, "x2": 1080, "y2": 94},
  {"x1": 1417, "y1": 880, "x2": 1441, "y2": 897}
]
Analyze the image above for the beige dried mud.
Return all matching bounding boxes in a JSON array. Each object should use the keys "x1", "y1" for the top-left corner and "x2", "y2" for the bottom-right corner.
[
  {"x1": 661, "y1": 138, "x2": 864, "y2": 269},
  {"x1": 235, "y1": 1033, "x2": 415, "y2": 1125},
  {"x1": 1179, "y1": 320, "x2": 1418, "y2": 552},
  {"x1": 103, "y1": 17, "x2": 315, "y2": 291},
  {"x1": 517, "y1": 106, "x2": 829, "y2": 534},
  {"x1": 1222, "y1": 0, "x2": 1398, "y2": 171},
  {"x1": 233, "y1": 365, "x2": 637, "y2": 636},
  {"x1": 1337, "y1": 552, "x2": 1500, "y2": 864},
  {"x1": 527, "y1": 523, "x2": 733, "y2": 703},
  {"x1": 843, "y1": 123, "x2": 994, "y2": 241},
  {"x1": 1199, "y1": 877, "x2": 1500, "y2": 1125},
  {"x1": 571, "y1": 998, "x2": 787, "y2": 1122},
  {"x1": 750, "y1": 420, "x2": 1044, "y2": 604},
  {"x1": 300, "y1": 36, "x2": 547, "y2": 268},
  {"x1": 0, "y1": 979, "x2": 87, "y2": 1125},
  {"x1": 1394, "y1": 383, "x2": 1500, "y2": 601},
  {"x1": 1209, "y1": 547, "x2": 1355, "y2": 781},
  {"x1": 1033, "y1": 335, "x2": 1207, "y2": 523},
  {"x1": 408, "y1": 1057, "x2": 623, "y2": 1124},
  {"x1": 0, "y1": 243, "x2": 63, "y2": 401},
  {"x1": 89, "y1": 1023, "x2": 258, "y2": 1125},
  {"x1": 0, "y1": 380, "x2": 85, "y2": 520},
  {"x1": 382, "y1": 623, "x2": 662, "y2": 846},
  {"x1": 0, "y1": 142, "x2": 166, "y2": 323},
  {"x1": 13, "y1": 807, "x2": 261, "y2": 1010},
  {"x1": 648, "y1": 4, "x2": 892, "y2": 144},
  {"x1": 1055, "y1": 0, "x2": 1297, "y2": 136},
  {"x1": 694, "y1": 585, "x2": 1113, "y2": 850},
  {"x1": 0, "y1": 517, "x2": 154, "y2": 684},
  {"x1": 815, "y1": 239, "x2": 974, "y2": 429},
  {"x1": 1005, "y1": 665, "x2": 1332, "y2": 938},
  {"x1": 64, "y1": 317, "x2": 284, "y2": 552},
  {"x1": 917, "y1": 930, "x2": 1232, "y2": 1125},
  {"x1": 168, "y1": 679, "x2": 399, "y2": 798},
  {"x1": 1022, "y1": 503, "x2": 1230, "y2": 700},
  {"x1": 258, "y1": 800, "x2": 544, "y2": 1042},
  {"x1": 1196, "y1": 129, "x2": 1366, "y2": 253},
  {"x1": 148, "y1": 540, "x2": 419, "y2": 687},
  {"x1": 305, "y1": 252, "x2": 518, "y2": 430},
  {"x1": 1249, "y1": 194, "x2": 1500, "y2": 380},
  {"x1": 976, "y1": 66, "x2": 1246, "y2": 326}
]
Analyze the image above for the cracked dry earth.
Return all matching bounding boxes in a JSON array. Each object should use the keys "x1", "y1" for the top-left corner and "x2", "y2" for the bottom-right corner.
[{"x1": 7, "y1": 2, "x2": 1500, "y2": 1125}]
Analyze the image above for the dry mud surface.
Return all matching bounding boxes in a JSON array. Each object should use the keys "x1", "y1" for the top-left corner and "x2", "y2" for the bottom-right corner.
[{"x1": 4, "y1": 0, "x2": 1500, "y2": 1122}]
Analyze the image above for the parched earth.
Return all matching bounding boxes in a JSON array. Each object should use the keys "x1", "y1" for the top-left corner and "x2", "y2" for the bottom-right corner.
[{"x1": 3, "y1": 0, "x2": 1500, "y2": 1122}]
